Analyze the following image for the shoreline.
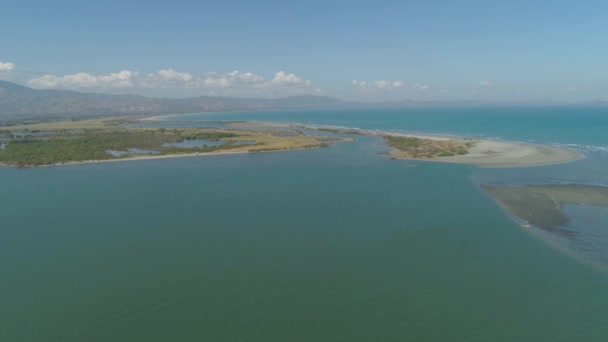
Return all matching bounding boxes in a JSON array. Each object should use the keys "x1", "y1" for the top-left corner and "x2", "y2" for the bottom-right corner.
[
  {"x1": 138, "y1": 118, "x2": 585, "y2": 168},
  {"x1": 0, "y1": 147, "x2": 317, "y2": 169},
  {"x1": 392, "y1": 139, "x2": 583, "y2": 168},
  {"x1": 1, "y1": 117, "x2": 585, "y2": 169},
  {"x1": 284, "y1": 123, "x2": 584, "y2": 168}
]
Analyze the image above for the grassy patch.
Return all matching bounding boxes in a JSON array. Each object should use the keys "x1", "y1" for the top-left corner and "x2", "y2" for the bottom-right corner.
[
  {"x1": 0, "y1": 130, "x2": 183, "y2": 166},
  {"x1": 0, "y1": 119, "x2": 349, "y2": 167},
  {"x1": 317, "y1": 128, "x2": 361, "y2": 134},
  {"x1": 385, "y1": 136, "x2": 474, "y2": 159}
]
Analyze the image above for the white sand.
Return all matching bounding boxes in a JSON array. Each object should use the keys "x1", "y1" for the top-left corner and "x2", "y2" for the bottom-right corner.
[
  {"x1": 28, "y1": 148, "x2": 309, "y2": 168},
  {"x1": 283, "y1": 124, "x2": 583, "y2": 168},
  {"x1": 413, "y1": 139, "x2": 581, "y2": 168}
]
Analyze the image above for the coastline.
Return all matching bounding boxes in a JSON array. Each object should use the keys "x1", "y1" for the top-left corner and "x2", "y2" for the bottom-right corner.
[
  {"x1": 1, "y1": 116, "x2": 584, "y2": 169},
  {"x1": 396, "y1": 139, "x2": 583, "y2": 168},
  {"x1": 282, "y1": 122, "x2": 583, "y2": 168},
  {"x1": 1, "y1": 147, "x2": 318, "y2": 169}
]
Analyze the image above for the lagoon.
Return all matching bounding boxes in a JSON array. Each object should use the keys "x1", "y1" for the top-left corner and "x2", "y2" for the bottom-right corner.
[{"x1": 2, "y1": 108, "x2": 608, "y2": 341}]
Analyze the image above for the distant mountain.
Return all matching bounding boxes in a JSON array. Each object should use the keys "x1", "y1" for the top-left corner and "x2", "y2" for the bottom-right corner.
[
  {"x1": 0, "y1": 80, "x2": 358, "y2": 119},
  {"x1": 1, "y1": 80, "x2": 605, "y2": 120}
]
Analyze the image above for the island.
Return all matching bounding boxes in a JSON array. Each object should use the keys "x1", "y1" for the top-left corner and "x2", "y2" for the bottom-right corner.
[
  {"x1": 383, "y1": 133, "x2": 581, "y2": 168},
  {"x1": 0, "y1": 117, "x2": 352, "y2": 167}
]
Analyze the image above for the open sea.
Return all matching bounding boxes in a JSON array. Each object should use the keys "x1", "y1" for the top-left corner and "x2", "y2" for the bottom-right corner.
[{"x1": 2, "y1": 107, "x2": 608, "y2": 341}]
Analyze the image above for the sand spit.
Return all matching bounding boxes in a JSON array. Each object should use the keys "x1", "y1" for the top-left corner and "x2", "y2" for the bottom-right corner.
[
  {"x1": 433, "y1": 139, "x2": 582, "y2": 168},
  {"x1": 481, "y1": 184, "x2": 608, "y2": 234},
  {"x1": 283, "y1": 123, "x2": 582, "y2": 168},
  {"x1": 5, "y1": 148, "x2": 315, "y2": 169}
]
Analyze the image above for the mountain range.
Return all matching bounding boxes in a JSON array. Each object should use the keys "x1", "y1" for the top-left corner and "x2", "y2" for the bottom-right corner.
[
  {"x1": 0, "y1": 80, "x2": 359, "y2": 120},
  {"x1": 0, "y1": 80, "x2": 605, "y2": 120}
]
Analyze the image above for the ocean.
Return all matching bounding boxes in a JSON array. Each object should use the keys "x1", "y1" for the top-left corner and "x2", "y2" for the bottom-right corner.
[{"x1": 2, "y1": 107, "x2": 608, "y2": 341}]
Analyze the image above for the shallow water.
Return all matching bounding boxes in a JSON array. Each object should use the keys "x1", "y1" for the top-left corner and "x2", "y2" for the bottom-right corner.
[{"x1": 2, "y1": 108, "x2": 608, "y2": 341}]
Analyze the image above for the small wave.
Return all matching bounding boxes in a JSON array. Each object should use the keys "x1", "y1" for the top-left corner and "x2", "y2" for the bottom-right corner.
[{"x1": 554, "y1": 143, "x2": 608, "y2": 153}]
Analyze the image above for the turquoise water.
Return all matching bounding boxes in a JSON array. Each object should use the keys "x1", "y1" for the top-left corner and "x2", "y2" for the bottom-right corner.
[
  {"x1": 2, "y1": 108, "x2": 608, "y2": 341},
  {"x1": 168, "y1": 106, "x2": 608, "y2": 146},
  {"x1": 171, "y1": 107, "x2": 608, "y2": 266}
]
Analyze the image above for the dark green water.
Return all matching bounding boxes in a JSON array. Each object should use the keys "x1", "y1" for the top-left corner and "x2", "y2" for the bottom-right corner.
[{"x1": 2, "y1": 135, "x2": 608, "y2": 341}]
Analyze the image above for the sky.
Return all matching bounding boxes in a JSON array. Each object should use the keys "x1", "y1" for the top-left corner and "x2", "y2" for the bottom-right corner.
[{"x1": 1, "y1": 0, "x2": 607, "y2": 102}]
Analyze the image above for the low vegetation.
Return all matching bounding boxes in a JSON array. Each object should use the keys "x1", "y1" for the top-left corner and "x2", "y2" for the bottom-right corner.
[
  {"x1": 307, "y1": 127, "x2": 361, "y2": 135},
  {"x1": 0, "y1": 117, "x2": 346, "y2": 167},
  {"x1": 385, "y1": 136, "x2": 474, "y2": 159}
]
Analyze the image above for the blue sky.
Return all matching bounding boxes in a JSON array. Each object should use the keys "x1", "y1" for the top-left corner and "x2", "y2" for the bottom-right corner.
[{"x1": 1, "y1": 0, "x2": 607, "y2": 102}]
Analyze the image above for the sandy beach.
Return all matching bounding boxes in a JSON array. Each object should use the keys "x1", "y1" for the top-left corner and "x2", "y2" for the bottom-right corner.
[
  {"x1": 424, "y1": 139, "x2": 582, "y2": 168},
  {"x1": 2, "y1": 148, "x2": 314, "y2": 168},
  {"x1": 291, "y1": 123, "x2": 583, "y2": 168},
  {"x1": 287, "y1": 122, "x2": 582, "y2": 168}
]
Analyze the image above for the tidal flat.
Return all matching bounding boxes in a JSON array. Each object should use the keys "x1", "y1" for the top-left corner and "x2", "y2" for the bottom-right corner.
[
  {"x1": 481, "y1": 184, "x2": 608, "y2": 235},
  {"x1": 385, "y1": 135, "x2": 581, "y2": 168}
]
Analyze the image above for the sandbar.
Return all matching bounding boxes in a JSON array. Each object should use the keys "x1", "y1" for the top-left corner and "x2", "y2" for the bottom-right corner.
[
  {"x1": 382, "y1": 133, "x2": 581, "y2": 168},
  {"x1": 481, "y1": 184, "x2": 608, "y2": 234},
  {"x1": 430, "y1": 139, "x2": 582, "y2": 168},
  {"x1": 287, "y1": 123, "x2": 582, "y2": 168}
]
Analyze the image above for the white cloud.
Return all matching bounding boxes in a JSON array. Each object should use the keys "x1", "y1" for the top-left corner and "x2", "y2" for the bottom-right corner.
[
  {"x1": 28, "y1": 68, "x2": 194, "y2": 90},
  {"x1": 26, "y1": 68, "x2": 314, "y2": 96},
  {"x1": 157, "y1": 69, "x2": 193, "y2": 82},
  {"x1": 141, "y1": 69, "x2": 194, "y2": 88},
  {"x1": 201, "y1": 70, "x2": 312, "y2": 95},
  {"x1": 0, "y1": 61, "x2": 15, "y2": 72},
  {"x1": 231, "y1": 71, "x2": 264, "y2": 84},
  {"x1": 28, "y1": 70, "x2": 137, "y2": 89},
  {"x1": 470, "y1": 81, "x2": 492, "y2": 93},
  {"x1": 203, "y1": 76, "x2": 232, "y2": 88},
  {"x1": 352, "y1": 79, "x2": 404, "y2": 90},
  {"x1": 270, "y1": 71, "x2": 311, "y2": 87},
  {"x1": 414, "y1": 83, "x2": 430, "y2": 91},
  {"x1": 202, "y1": 70, "x2": 265, "y2": 88},
  {"x1": 391, "y1": 80, "x2": 404, "y2": 88}
]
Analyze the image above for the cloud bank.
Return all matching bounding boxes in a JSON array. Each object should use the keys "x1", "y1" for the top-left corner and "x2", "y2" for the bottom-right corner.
[
  {"x1": 414, "y1": 83, "x2": 430, "y2": 91},
  {"x1": 0, "y1": 61, "x2": 15, "y2": 72},
  {"x1": 29, "y1": 70, "x2": 137, "y2": 89},
  {"x1": 470, "y1": 80, "x2": 492, "y2": 93},
  {"x1": 271, "y1": 71, "x2": 311, "y2": 87},
  {"x1": 202, "y1": 70, "x2": 265, "y2": 88},
  {"x1": 27, "y1": 69, "x2": 314, "y2": 96},
  {"x1": 352, "y1": 80, "x2": 404, "y2": 90}
]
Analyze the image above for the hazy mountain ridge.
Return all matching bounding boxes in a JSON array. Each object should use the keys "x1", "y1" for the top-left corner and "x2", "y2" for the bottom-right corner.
[
  {"x1": 0, "y1": 81, "x2": 358, "y2": 119},
  {"x1": 1, "y1": 80, "x2": 605, "y2": 120}
]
